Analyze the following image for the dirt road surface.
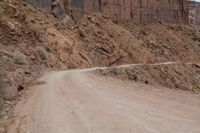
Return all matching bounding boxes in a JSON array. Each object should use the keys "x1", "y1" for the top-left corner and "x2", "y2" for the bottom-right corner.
[{"x1": 7, "y1": 68, "x2": 200, "y2": 133}]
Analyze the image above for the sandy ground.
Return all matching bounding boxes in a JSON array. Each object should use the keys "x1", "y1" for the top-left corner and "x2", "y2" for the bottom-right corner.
[{"x1": 7, "y1": 68, "x2": 200, "y2": 133}]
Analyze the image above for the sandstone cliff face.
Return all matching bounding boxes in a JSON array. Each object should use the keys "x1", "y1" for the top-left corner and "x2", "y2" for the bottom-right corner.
[
  {"x1": 188, "y1": 0, "x2": 200, "y2": 25},
  {"x1": 25, "y1": 0, "x2": 188, "y2": 24},
  {"x1": 25, "y1": 0, "x2": 52, "y2": 12}
]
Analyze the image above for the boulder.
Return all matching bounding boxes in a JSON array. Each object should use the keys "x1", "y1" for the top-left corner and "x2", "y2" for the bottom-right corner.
[{"x1": 52, "y1": 0, "x2": 65, "y2": 19}]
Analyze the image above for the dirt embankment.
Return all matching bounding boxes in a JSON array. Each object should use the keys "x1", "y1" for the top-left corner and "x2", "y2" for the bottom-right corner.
[
  {"x1": 76, "y1": 14, "x2": 200, "y2": 92},
  {"x1": 75, "y1": 14, "x2": 200, "y2": 65},
  {"x1": 98, "y1": 63, "x2": 200, "y2": 92}
]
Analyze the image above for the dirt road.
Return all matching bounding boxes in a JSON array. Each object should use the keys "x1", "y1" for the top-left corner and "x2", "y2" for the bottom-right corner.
[{"x1": 7, "y1": 67, "x2": 200, "y2": 133}]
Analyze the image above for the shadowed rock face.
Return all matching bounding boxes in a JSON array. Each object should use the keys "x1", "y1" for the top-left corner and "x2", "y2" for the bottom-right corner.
[
  {"x1": 25, "y1": 0, "x2": 188, "y2": 24},
  {"x1": 25, "y1": 0, "x2": 52, "y2": 12},
  {"x1": 188, "y1": 0, "x2": 200, "y2": 25}
]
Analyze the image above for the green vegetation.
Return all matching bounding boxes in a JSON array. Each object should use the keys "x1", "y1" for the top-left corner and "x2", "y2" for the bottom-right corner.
[
  {"x1": 12, "y1": 52, "x2": 28, "y2": 65},
  {"x1": 36, "y1": 47, "x2": 48, "y2": 60}
]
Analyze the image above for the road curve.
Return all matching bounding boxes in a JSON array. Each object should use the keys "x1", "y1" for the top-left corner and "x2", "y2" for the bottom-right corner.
[{"x1": 8, "y1": 69, "x2": 200, "y2": 133}]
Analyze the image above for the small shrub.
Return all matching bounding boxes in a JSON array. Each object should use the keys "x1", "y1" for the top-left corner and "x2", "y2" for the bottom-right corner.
[
  {"x1": 35, "y1": 31, "x2": 44, "y2": 41},
  {"x1": 36, "y1": 47, "x2": 48, "y2": 60},
  {"x1": 12, "y1": 52, "x2": 28, "y2": 65}
]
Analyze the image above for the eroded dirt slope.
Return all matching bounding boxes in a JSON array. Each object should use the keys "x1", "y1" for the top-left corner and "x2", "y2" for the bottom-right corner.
[
  {"x1": 98, "y1": 63, "x2": 200, "y2": 91},
  {"x1": 75, "y1": 14, "x2": 200, "y2": 66}
]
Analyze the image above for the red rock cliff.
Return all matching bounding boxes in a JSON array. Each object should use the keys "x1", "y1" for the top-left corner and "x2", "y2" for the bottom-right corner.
[
  {"x1": 188, "y1": 0, "x2": 200, "y2": 25},
  {"x1": 25, "y1": 0, "x2": 188, "y2": 24}
]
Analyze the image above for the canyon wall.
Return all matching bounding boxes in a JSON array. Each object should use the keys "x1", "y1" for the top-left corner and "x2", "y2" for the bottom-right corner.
[
  {"x1": 188, "y1": 0, "x2": 200, "y2": 25},
  {"x1": 65, "y1": 0, "x2": 188, "y2": 24},
  {"x1": 25, "y1": 0, "x2": 52, "y2": 12},
  {"x1": 25, "y1": 0, "x2": 188, "y2": 24}
]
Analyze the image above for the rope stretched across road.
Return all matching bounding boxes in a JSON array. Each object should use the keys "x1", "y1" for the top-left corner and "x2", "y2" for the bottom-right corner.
[{"x1": 63, "y1": 62, "x2": 200, "y2": 73}]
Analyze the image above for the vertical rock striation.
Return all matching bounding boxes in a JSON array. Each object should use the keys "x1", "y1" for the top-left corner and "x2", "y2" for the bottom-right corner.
[
  {"x1": 24, "y1": 0, "x2": 188, "y2": 24},
  {"x1": 25, "y1": 0, "x2": 52, "y2": 12},
  {"x1": 188, "y1": 0, "x2": 200, "y2": 25}
]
